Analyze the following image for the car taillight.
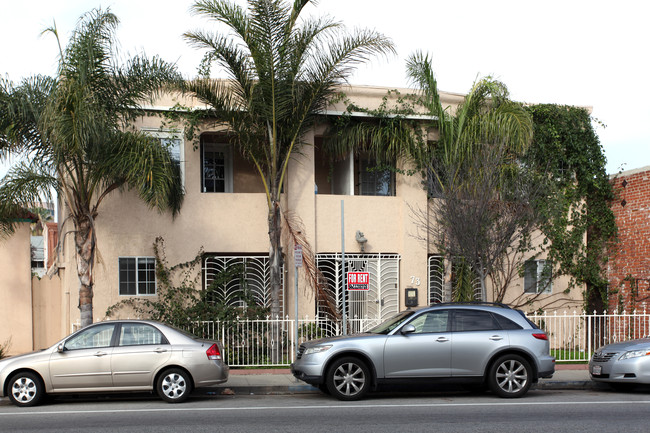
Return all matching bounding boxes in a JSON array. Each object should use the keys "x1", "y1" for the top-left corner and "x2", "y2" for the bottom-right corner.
[
  {"x1": 532, "y1": 333, "x2": 548, "y2": 341},
  {"x1": 206, "y1": 343, "x2": 222, "y2": 360}
]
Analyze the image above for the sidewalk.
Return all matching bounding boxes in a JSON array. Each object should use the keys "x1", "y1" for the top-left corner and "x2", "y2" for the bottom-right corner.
[{"x1": 212, "y1": 364, "x2": 595, "y2": 396}]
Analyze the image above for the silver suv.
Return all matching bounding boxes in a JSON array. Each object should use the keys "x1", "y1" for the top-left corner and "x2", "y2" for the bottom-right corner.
[{"x1": 291, "y1": 303, "x2": 554, "y2": 400}]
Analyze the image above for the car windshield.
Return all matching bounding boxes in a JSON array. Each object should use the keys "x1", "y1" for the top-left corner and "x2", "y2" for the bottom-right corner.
[{"x1": 367, "y1": 310, "x2": 415, "y2": 334}]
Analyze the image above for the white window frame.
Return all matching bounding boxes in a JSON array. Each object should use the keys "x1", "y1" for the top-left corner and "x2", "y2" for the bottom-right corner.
[
  {"x1": 141, "y1": 128, "x2": 185, "y2": 188},
  {"x1": 201, "y1": 141, "x2": 233, "y2": 193},
  {"x1": 119, "y1": 256, "x2": 157, "y2": 296},
  {"x1": 524, "y1": 259, "x2": 552, "y2": 294}
]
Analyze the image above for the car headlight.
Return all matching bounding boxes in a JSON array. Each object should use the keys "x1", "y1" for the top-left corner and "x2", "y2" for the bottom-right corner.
[
  {"x1": 304, "y1": 345, "x2": 332, "y2": 355},
  {"x1": 619, "y1": 350, "x2": 650, "y2": 360}
]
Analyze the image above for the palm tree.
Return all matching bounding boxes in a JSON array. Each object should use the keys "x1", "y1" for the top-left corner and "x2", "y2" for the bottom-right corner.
[
  {"x1": 405, "y1": 52, "x2": 533, "y2": 192},
  {"x1": 0, "y1": 9, "x2": 183, "y2": 327},
  {"x1": 183, "y1": 0, "x2": 394, "y2": 319},
  {"x1": 406, "y1": 52, "x2": 535, "y2": 301}
]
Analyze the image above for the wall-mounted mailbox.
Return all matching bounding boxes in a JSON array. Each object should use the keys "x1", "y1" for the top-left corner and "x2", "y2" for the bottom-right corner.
[{"x1": 405, "y1": 287, "x2": 418, "y2": 307}]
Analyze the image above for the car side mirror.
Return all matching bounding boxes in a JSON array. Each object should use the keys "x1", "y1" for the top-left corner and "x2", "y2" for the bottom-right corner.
[
  {"x1": 401, "y1": 324, "x2": 416, "y2": 335},
  {"x1": 57, "y1": 343, "x2": 66, "y2": 353}
]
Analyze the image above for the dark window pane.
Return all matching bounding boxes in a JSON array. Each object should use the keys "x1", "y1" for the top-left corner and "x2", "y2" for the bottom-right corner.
[
  {"x1": 119, "y1": 258, "x2": 136, "y2": 295},
  {"x1": 494, "y1": 313, "x2": 523, "y2": 330},
  {"x1": 523, "y1": 260, "x2": 538, "y2": 293},
  {"x1": 453, "y1": 310, "x2": 499, "y2": 332}
]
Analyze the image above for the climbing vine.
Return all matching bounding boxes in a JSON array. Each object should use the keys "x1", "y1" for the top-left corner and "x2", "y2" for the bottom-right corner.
[
  {"x1": 524, "y1": 104, "x2": 617, "y2": 313},
  {"x1": 106, "y1": 237, "x2": 268, "y2": 331}
]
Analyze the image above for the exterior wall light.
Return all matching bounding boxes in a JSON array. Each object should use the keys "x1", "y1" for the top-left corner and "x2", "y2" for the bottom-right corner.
[{"x1": 355, "y1": 230, "x2": 368, "y2": 252}]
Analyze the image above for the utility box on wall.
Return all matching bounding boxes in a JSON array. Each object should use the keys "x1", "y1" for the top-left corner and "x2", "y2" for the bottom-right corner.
[{"x1": 405, "y1": 287, "x2": 418, "y2": 308}]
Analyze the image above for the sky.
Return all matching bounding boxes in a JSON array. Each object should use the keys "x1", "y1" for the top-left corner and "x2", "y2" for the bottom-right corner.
[{"x1": 1, "y1": 0, "x2": 648, "y2": 175}]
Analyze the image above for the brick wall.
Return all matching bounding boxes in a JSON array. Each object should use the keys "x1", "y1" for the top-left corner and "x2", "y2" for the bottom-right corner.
[{"x1": 608, "y1": 166, "x2": 650, "y2": 312}]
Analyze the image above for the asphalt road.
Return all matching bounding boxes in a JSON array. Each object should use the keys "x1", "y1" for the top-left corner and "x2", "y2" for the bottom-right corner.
[{"x1": 1, "y1": 389, "x2": 650, "y2": 432}]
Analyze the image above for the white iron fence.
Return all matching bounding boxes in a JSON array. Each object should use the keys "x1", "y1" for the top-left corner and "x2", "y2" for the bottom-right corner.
[
  {"x1": 526, "y1": 310, "x2": 650, "y2": 362},
  {"x1": 185, "y1": 316, "x2": 381, "y2": 367},
  {"x1": 173, "y1": 310, "x2": 650, "y2": 367}
]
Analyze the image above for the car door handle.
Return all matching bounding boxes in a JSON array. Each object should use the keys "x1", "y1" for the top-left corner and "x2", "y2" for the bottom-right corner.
[
  {"x1": 154, "y1": 348, "x2": 168, "y2": 353},
  {"x1": 436, "y1": 337, "x2": 449, "y2": 343},
  {"x1": 489, "y1": 335, "x2": 504, "y2": 341},
  {"x1": 94, "y1": 351, "x2": 108, "y2": 357}
]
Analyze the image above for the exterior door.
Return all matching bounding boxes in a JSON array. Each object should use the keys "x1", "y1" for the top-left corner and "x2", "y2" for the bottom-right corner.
[
  {"x1": 49, "y1": 323, "x2": 116, "y2": 390},
  {"x1": 111, "y1": 323, "x2": 172, "y2": 387},
  {"x1": 383, "y1": 310, "x2": 451, "y2": 377},
  {"x1": 316, "y1": 253, "x2": 400, "y2": 331},
  {"x1": 450, "y1": 309, "x2": 510, "y2": 376}
]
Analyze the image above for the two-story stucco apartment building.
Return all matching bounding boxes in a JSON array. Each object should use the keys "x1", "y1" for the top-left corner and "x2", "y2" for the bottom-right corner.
[{"x1": 0, "y1": 84, "x2": 584, "y2": 354}]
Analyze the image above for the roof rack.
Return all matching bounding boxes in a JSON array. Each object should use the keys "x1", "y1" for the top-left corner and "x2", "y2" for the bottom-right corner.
[{"x1": 429, "y1": 301, "x2": 512, "y2": 309}]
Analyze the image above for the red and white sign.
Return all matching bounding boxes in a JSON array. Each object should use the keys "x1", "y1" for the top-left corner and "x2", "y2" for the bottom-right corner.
[{"x1": 347, "y1": 272, "x2": 370, "y2": 291}]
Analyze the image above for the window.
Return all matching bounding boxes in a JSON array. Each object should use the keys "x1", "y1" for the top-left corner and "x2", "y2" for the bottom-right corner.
[
  {"x1": 453, "y1": 310, "x2": 500, "y2": 332},
  {"x1": 119, "y1": 257, "x2": 156, "y2": 296},
  {"x1": 408, "y1": 310, "x2": 449, "y2": 333},
  {"x1": 202, "y1": 141, "x2": 233, "y2": 193},
  {"x1": 203, "y1": 255, "x2": 283, "y2": 314},
  {"x1": 358, "y1": 155, "x2": 395, "y2": 196},
  {"x1": 524, "y1": 259, "x2": 552, "y2": 294},
  {"x1": 65, "y1": 323, "x2": 115, "y2": 350},
  {"x1": 118, "y1": 323, "x2": 165, "y2": 346},
  {"x1": 142, "y1": 129, "x2": 184, "y2": 186},
  {"x1": 493, "y1": 313, "x2": 523, "y2": 330}
]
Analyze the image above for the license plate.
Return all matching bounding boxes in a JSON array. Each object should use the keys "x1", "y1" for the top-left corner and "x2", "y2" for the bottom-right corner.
[{"x1": 592, "y1": 365, "x2": 602, "y2": 375}]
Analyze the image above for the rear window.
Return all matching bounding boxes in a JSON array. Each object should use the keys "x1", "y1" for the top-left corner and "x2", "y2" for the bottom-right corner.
[
  {"x1": 493, "y1": 313, "x2": 523, "y2": 330},
  {"x1": 515, "y1": 309, "x2": 540, "y2": 329}
]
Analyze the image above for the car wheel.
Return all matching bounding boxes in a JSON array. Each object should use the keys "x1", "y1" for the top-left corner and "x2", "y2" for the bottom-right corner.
[
  {"x1": 8, "y1": 372, "x2": 45, "y2": 407},
  {"x1": 157, "y1": 368, "x2": 192, "y2": 403},
  {"x1": 488, "y1": 354, "x2": 532, "y2": 398},
  {"x1": 326, "y1": 357, "x2": 371, "y2": 401}
]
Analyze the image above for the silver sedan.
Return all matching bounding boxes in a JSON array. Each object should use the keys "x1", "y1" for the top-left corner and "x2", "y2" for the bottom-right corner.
[
  {"x1": 590, "y1": 337, "x2": 650, "y2": 389},
  {"x1": 0, "y1": 320, "x2": 229, "y2": 407}
]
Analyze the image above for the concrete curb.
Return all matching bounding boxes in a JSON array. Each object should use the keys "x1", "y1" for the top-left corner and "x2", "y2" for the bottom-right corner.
[
  {"x1": 215, "y1": 384, "x2": 320, "y2": 396},
  {"x1": 533, "y1": 380, "x2": 597, "y2": 391},
  {"x1": 213, "y1": 380, "x2": 597, "y2": 396}
]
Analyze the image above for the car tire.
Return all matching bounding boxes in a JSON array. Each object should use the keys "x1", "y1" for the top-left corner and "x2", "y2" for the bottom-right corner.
[
  {"x1": 488, "y1": 354, "x2": 532, "y2": 398},
  {"x1": 326, "y1": 357, "x2": 371, "y2": 401},
  {"x1": 7, "y1": 371, "x2": 45, "y2": 407},
  {"x1": 156, "y1": 368, "x2": 192, "y2": 403}
]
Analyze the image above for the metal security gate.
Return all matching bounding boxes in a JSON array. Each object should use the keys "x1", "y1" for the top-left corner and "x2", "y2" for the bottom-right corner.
[
  {"x1": 316, "y1": 253, "x2": 400, "y2": 326},
  {"x1": 203, "y1": 255, "x2": 285, "y2": 316},
  {"x1": 428, "y1": 255, "x2": 483, "y2": 303},
  {"x1": 428, "y1": 255, "x2": 446, "y2": 304}
]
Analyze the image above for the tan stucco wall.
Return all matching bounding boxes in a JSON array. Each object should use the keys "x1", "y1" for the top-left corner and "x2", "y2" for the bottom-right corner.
[
  {"x1": 0, "y1": 223, "x2": 34, "y2": 355},
  {"x1": 32, "y1": 274, "x2": 63, "y2": 350},
  {"x1": 53, "y1": 85, "x2": 586, "y2": 327}
]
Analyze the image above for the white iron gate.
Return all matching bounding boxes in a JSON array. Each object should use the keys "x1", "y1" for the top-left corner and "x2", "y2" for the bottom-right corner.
[{"x1": 316, "y1": 253, "x2": 400, "y2": 328}]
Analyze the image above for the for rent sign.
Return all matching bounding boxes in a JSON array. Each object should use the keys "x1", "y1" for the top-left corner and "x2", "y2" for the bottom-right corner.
[{"x1": 347, "y1": 272, "x2": 370, "y2": 291}]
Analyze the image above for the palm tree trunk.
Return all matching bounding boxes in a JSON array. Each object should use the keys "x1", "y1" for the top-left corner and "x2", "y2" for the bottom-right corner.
[
  {"x1": 268, "y1": 198, "x2": 283, "y2": 363},
  {"x1": 75, "y1": 216, "x2": 95, "y2": 328}
]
